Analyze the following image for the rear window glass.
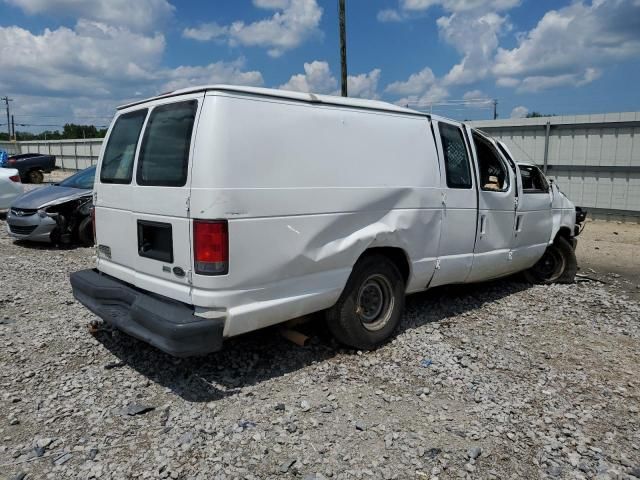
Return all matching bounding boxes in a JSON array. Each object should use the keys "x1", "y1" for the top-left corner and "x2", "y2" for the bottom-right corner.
[
  {"x1": 136, "y1": 101, "x2": 197, "y2": 187},
  {"x1": 100, "y1": 110, "x2": 147, "y2": 184}
]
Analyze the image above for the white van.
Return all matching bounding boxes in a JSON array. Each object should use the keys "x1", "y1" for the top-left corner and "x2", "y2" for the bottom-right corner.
[{"x1": 70, "y1": 85, "x2": 583, "y2": 357}]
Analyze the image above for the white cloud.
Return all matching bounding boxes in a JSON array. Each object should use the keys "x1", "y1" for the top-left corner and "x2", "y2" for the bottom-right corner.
[
  {"x1": 0, "y1": 21, "x2": 164, "y2": 98},
  {"x1": 439, "y1": 11, "x2": 509, "y2": 85},
  {"x1": 494, "y1": 0, "x2": 640, "y2": 90},
  {"x1": 279, "y1": 61, "x2": 337, "y2": 93},
  {"x1": 184, "y1": 0, "x2": 323, "y2": 57},
  {"x1": 253, "y1": 0, "x2": 290, "y2": 8},
  {"x1": 518, "y1": 68, "x2": 602, "y2": 93},
  {"x1": 377, "y1": 9, "x2": 404, "y2": 22},
  {"x1": 394, "y1": 84, "x2": 450, "y2": 108},
  {"x1": 400, "y1": 0, "x2": 438, "y2": 10},
  {"x1": 385, "y1": 67, "x2": 436, "y2": 95},
  {"x1": 463, "y1": 89, "x2": 488, "y2": 101},
  {"x1": 406, "y1": 0, "x2": 519, "y2": 12},
  {"x1": 182, "y1": 22, "x2": 227, "y2": 42},
  {"x1": 379, "y1": 0, "x2": 520, "y2": 21},
  {"x1": 161, "y1": 59, "x2": 264, "y2": 93},
  {"x1": 0, "y1": 20, "x2": 263, "y2": 116},
  {"x1": 385, "y1": 66, "x2": 448, "y2": 109},
  {"x1": 279, "y1": 61, "x2": 382, "y2": 99},
  {"x1": 510, "y1": 105, "x2": 528, "y2": 118},
  {"x1": 347, "y1": 69, "x2": 382, "y2": 99},
  {"x1": 4, "y1": 0, "x2": 174, "y2": 31},
  {"x1": 378, "y1": 0, "x2": 526, "y2": 98},
  {"x1": 496, "y1": 77, "x2": 519, "y2": 88}
]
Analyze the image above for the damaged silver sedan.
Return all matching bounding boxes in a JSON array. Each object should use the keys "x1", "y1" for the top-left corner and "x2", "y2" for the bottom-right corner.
[{"x1": 7, "y1": 165, "x2": 95, "y2": 246}]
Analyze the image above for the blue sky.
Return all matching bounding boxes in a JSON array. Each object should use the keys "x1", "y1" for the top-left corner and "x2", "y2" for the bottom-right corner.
[{"x1": 1, "y1": 0, "x2": 639, "y2": 131}]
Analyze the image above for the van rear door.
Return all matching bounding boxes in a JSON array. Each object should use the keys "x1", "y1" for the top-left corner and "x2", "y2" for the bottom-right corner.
[{"x1": 96, "y1": 93, "x2": 203, "y2": 304}]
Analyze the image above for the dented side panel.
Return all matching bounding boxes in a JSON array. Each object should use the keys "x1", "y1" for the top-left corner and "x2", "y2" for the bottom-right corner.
[{"x1": 189, "y1": 93, "x2": 442, "y2": 336}]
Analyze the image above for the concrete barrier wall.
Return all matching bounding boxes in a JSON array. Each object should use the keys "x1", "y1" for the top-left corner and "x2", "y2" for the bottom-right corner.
[
  {"x1": 13, "y1": 139, "x2": 104, "y2": 171},
  {"x1": 0, "y1": 141, "x2": 21, "y2": 155},
  {"x1": 470, "y1": 112, "x2": 640, "y2": 219}
]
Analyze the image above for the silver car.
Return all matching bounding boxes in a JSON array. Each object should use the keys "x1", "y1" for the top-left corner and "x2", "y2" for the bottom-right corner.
[{"x1": 7, "y1": 166, "x2": 95, "y2": 245}]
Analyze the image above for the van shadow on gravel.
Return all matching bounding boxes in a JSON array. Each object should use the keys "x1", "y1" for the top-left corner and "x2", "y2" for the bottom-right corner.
[{"x1": 93, "y1": 277, "x2": 532, "y2": 403}]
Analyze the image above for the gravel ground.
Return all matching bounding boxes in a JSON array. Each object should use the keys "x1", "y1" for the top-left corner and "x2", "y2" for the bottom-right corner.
[
  {"x1": 1, "y1": 217, "x2": 639, "y2": 480},
  {"x1": 575, "y1": 220, "x2": 640, "y2": 301}
]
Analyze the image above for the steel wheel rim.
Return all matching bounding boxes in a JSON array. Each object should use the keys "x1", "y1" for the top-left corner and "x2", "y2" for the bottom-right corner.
[
  {"x1": 356, "y1": 274, "x2": 394, "y2": 332},
  {"x1": 532, "y1": 247, "x2": 565, "y2": 282}
]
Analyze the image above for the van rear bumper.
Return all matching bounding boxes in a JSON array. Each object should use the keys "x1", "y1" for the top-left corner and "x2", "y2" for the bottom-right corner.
[{"x1": 70, "y1": 269, "x2": 224, "y2": 357}]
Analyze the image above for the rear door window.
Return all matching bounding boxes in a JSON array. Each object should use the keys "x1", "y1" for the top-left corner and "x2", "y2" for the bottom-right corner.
[
  {"x1": 439, "y1": 123, "x2": 473, "y2": 189},
  {"x1": 100, "y1": 109, "x2": 147, "y2": 184},
  {"x1": 136, "y1": 101, "x2": 197, "y2": 187}
]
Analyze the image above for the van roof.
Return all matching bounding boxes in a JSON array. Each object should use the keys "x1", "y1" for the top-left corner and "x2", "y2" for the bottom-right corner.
[{"x1": 117, "y1": 85, "x2": 430, "y2": 117}]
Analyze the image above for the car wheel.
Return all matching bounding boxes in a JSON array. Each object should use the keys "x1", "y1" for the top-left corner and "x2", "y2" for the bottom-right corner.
[
  {"x1": 77, "y1": 216, "x2": 94, "y2": 247},
  {"x1": 326, "y1": 254, "x2": 405, "y2": 350},
  {"x1": 524, "y1": 236, "x2": 577, "y2": 284},
  {"x1": 28, "y1": 170, "x2": 44, "y2": 184}
]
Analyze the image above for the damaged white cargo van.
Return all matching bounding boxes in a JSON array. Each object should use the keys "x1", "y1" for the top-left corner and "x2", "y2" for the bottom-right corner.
[{"x1": 70, "y1": 85, "x2": 584, "y2": 357}]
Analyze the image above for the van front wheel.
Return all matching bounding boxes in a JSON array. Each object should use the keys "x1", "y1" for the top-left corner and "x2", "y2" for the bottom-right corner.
[
  {"x1": 326, "y1": 255, "x2": 405, "y2": 350},
  {"x1": 524, "y1": 236, "x2": 577, "y2": 284}
]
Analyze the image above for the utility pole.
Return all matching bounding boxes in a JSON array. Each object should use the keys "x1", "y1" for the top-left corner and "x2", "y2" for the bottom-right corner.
[
  {"x1": 2, "y1": 96, "x2": 12, "y2": 138},
  {"x1": 338, "y1": 0, "x2": 348, "y2": 97},
  {"x1": 11, "y1": 115, "x2": 15, "y2": 141},
  {"x1": 492, "y1": 99, "x2": 498, "y2": 120}
]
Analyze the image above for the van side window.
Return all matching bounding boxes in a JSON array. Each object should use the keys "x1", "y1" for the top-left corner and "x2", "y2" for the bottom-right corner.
[
  {"x1": 136, "y1": 101, "x2": 197, "y2": 187},
  {"x1": 520, "y1": 165, "x2": 550, "y2": 193},
  {"x1": 473, "y1": 133, "x2": 509, "y2": 192},
  {"x1": 100, "y1": 109, "x2": 147, "y2": 184},
  {"x1": 439, "y1": 123, "x2": 472, "y2": 189}
]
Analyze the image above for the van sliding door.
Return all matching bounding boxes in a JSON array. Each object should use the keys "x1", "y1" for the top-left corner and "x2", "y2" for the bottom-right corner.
[{"x1": 429, "y1": 121, "x2": 478, "y2": 287}]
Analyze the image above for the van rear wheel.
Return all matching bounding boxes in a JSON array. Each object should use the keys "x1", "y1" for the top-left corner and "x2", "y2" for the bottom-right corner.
[
  {"x1": 524, "y1": 236, "x2": 577, "y2": 284},
  {"x1": 326, "y1": 254, "x2": 405, "y2": 350}
]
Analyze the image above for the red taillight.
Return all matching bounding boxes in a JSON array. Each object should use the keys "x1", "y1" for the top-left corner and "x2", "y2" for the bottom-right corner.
[
  {"x1": 91, "y1": 207, "x2": 96, "y2": 243},
  {"x1": 7, "y1": 159, "x2": 16, "y2": 165},
  {"x1": 193, "y1": 220, "x2": 228, "y2": 275},
  {"x1": 9, "y1": 175, "x2": 21, "y2": 183}
]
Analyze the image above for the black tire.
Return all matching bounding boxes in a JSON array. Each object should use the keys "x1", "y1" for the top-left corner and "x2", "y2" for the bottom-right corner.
[
  {"x1": 77, "y1": 216, "x2": 94, "y2": 247},
  {"x1": 28, "y1": 169, "x2": 44, "y2": 184},
  {"x1": 524, "y1": 236, "x2": 577, "y2": 284},
  {"x1": 326, "y1": 254, "x2": 405, "y2": 350}
]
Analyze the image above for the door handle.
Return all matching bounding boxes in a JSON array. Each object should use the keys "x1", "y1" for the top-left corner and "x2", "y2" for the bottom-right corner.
[
  {"x1": 515, "y1": 215, "x2": 523, "y2": 232},
  {"x1": 479, "y1": 215, "x2": 487, "y2": 235}
]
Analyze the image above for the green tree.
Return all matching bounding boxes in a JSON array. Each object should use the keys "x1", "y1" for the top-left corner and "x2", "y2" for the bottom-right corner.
[
  {"x1": 1, "y1": 124, "x2": 108, "y2": 142},
  {"x1": 526, "y1": 112, "x2": 556, "y2": 118}
]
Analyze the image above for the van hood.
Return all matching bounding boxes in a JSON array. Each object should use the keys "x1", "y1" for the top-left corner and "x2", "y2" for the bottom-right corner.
[{"x1": 11, "y1": 185, "x2": 91, "y2": 209}]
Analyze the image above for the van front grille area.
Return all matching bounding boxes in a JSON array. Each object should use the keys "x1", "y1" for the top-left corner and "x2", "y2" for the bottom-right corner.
[{"x1": 9, "y1": 224, "x2": 37, "y2": 235}]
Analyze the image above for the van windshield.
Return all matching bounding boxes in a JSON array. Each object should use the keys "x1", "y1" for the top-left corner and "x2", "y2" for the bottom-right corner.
[{"x1": 100, "y1": 110, "x2": 147, "y2": 184}]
